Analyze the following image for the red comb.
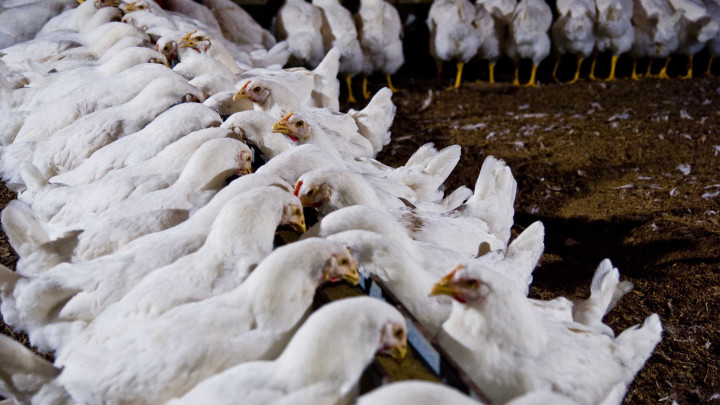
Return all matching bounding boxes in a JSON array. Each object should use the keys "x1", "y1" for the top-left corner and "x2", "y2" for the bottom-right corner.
[{"x1": 293, "y1": 180, "x2": 303, "y2": 197}]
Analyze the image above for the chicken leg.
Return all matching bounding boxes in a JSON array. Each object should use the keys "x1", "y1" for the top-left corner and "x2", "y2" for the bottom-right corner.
[
  {"x1": 451, "y1": 61, "x2": 464, "y2": 89},
  {"x1": 657, "y1": 57, "x2": 671, "y2": 79},
  {"x1": 679, "y1": 55, "x2": 693, "y2": 80},
  {"x1": 645, "y1": 58, "x2": 655, "y2": 78},
  {"x1": 362, "y1": 77, "x2": 371, "y2": 100},
  {"x1": 524, "y1": 63, "x2": 539, "y2": 87},
  {"x1": 385, "y1": 74, "x2": 400, "y2": 93},
  {"x1": 488, "y1": 61, "x2": 496, "y2": 84},
  {"x1": 567, "y1": 56, "x2": 583, "y2": 84},
  {"x1": 631, "y1": 59, "x2": 641, "y2": 81},
  {"x1": 605, "y1": 54, "x2": 618, "y2": 81},
  {"x1": 706, "y1": 56, "x2": 715, "y2": 78},
  {"x1": 588, "y1": 53, "x2": 598, "y2": 81},
  {"x1": 513, "y1": 63, "x2": 520, "y2": 86},
  {"x1": 552, "y1": 55, "x2": 561, "y2": 83},
  {"x1": 345, "y1": 76, "x2": 356, "y2": 103}
]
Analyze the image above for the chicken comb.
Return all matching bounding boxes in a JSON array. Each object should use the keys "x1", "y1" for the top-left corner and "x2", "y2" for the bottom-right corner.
[{"x1": 293, "y1": 180, "x2": 303, "y2": 197}]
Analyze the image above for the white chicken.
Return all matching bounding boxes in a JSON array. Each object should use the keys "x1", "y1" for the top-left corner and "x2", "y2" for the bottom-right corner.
[
  {"x1": 200, "y1": 0, "x2": 277, "y2": 50},
  {"x1": 474, "y1": 0, "x2": 516, "y2": 84},
  {"x1": 355, "y1": 0, "x2": 404, "y2": 98},
  {"x1": 551, "y1": 0, "x2": 597, "y2": 83},
  {"x1": 313, "y1": 0, "x2": 365, "y2": 102},
  {"x1": 506, "y1": 0, "x2": 553, "y2": 86},
  {"x1": 430, "y1": 262, "x2": 663, "y2": 404},
  {"x1": 86, "y1": 187, "x2": 303, "y2": 318},
  {"x1": 426, "y1": 0, "x2": 480, "y2": 88},
  {"x1": 53, "y1": 238, "x2": 358, "y2": 405},
  {"x1": 294, "y1": 155, "x2": 517, "y2": 256},
  {"x1": 593, "y1": 0, "x2": 635, "y2": 80},
  {"x1": 325, "y1": 220, "x2": 544, "y2": 337},
  {"x1": 276, "y1": 0, "x2": 326, "y2": 68},
  {"x1": 0, "y1": 0, "x2": 76, "y2": 49},
  {"x1": 668, "y1": 0, "x2": 719, "y2": 78},
  {"x1": 630, "y1": 0, "x2": 685, "y2": 79},
  {"x1": 167, "y1": 296, "x2": 406, "y2": 405},
  {"x1": 45, "y1": 102, "x2": 221, "y2": 187},
  {"x1": 2, "y1": 77, "x2": 203, "y2": 188},
  {"x1": 32, "y1": 129, "x2": 238, "y2": 226},
  {"x1": 0, "y1": 175, "x2": 293, "y2": 352}
]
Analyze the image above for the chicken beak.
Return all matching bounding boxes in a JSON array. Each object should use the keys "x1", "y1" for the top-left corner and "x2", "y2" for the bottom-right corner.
[
  {"x1": 236, "y1": 165, "x2": 253, "y2": 176},
  {"x1": 272, "y1": 113, "x2": 295, "y2": 136},
  {"x1": 271, "y1": 120, "x2": 291, "y2": 135},
  {"x1": 233, "y1": 81, "x2": 250, "y2": 101},
  {"x1": 179, "y1": 38, "x2": 196, "y2": 49},
  {"x1": 288, "y1": 215, "x2": 306, "y2": 234},
  {"x1": 390, "y1": 340, "x2": 408, "y2": 362},
  {"x1": 125, "y1": 1, "x2": 136, "y2": 11},
  {"x1": 429, "y1": 265, "x2": 462, "y2": 297},
  {"x1": 341, "y1": 265, "x2": 361, "y2": 286}
]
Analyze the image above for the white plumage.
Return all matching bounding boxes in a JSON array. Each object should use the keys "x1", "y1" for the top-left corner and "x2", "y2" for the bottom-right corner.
[
  {"x1": 594, "y1": 0, "x2": 635, "y2": 80},
  {"x1": 430, "y1": 262, "x2": 662, "y2": 404},
  {"x1": 355, "y1": 0, "x2": 404, "y2": 97},
  {"x1": 426, "y1": 0, "x2": 480, "y2": 88},
  {"x1": 506, "y1": 0, "x2": 553, "y2": 86},
  {"x1": 276, "y1": 0, "x2": 326, "y2": 68},
  {"x1": 313, "y1": 0, "x2": 364, "y2": 102},
  {"x1": 168, "y1": 296, "x2": 406, "y2": 405},
  {"x1": 551, "y1": 0, "x2": 596, "y2": 83},
  {"x1": 54, "y1": 238, "x2": 358, "y2": 405}
]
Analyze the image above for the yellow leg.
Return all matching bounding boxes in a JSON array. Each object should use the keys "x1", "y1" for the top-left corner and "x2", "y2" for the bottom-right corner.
[
  {"x1": 513, "y1": 64, "x2": 520, "y2": 86},
  {"x1": 385, "y1": 74, "x2": 400, "y2": 93},
  {"x1": 567, "y1": 56, "x2": 583, "y2": 84},
  {"x1": 552, "y1": 56, "x2": 561, "y2": 82},
  {"x1": 605, "y1": 54, "x2": 618, "y2": 81},
  {"x1": 488, "y1": 61, "x2": 495, "y2": 84},
  {"x1": 631, "y1": 59, "x2": 641, "y2": 81},
  {"x1": 679, "y1": 55, "x2": 693, "y2": 80},
  {"x1": 589, "y1": 53, "x2": 598, "y2": 81},
  {"x1": 451, "y1": 61, "x2": 464, "y2": 89},
  {"x1": 645, "y1": 58, "x2": 654, "y2": 78},
  {"x1": 362, "y1": 77, "x2": 371, "y2": 100},
  {"x1": 658, "y1": 57, "x2": 670, "y2": 79},
  {"x1": 524, "y1": 63, "x2": 538, "y2": 87},
  {"x1": 346, "y1": 76, "x2": 356, "y2": 103},
  {"x1": 706, "y1": 56, "x2": 715, "y2": 78}
]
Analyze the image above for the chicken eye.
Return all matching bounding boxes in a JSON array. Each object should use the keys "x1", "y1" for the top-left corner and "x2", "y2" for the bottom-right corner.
[
  {"x1": 195, "y1": 36, "x2": 205, "y2": 42},
  {"x1": 253, "y1": 86, "x2": 262, "y2": 93},
  {"x1": 295, "y1": 121, "x2": 304, "y2": 127},
  {"x1": 394, "y1": 328, "x2": 403, "y2": 339},
  {"x1": 307, "y1": 188, "x2": 315, "y2": 196},
  {"x1": 464, "y1": 279, "x2": 479, "y2": 288},
  {"x1": 137, "y1": 4, "x2": 147, "y2": 9},
  {"x1": 339, "y1": 257, "x2": 349, "y2": 265},
  {"x1": 292, "y1": 207, "x2": 301, "y2": 215}
]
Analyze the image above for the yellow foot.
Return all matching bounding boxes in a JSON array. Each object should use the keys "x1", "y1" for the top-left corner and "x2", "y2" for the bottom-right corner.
[
  {"x1": 604, "y1": 75, "x2": 616, "y2": 82},
  {"x1": 345, "y1": 76, "x2": 356, "y2": 103},
  {"x1": 657, "y1": 71, "x2": 670, "y2": 80},
  {"x1": 524, "y1": 81, "x2": 538, "y2": 88},
  {"x1": 385, "y1": 74, "x2": 400, "y2": 93},
  {"x1": 362, "y1": 77, "x2": 371, "y2": 100},
  {"x1": 566, "y1": 76, "x2": 580, "y2": 84},
  {"x1": 631, "y1": 72, "x2": 642, "y2": 81}
]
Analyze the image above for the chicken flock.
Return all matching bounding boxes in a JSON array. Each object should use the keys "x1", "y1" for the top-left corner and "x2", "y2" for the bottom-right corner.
[{"x1": 0, "y1": 0, "x2": 664, "y2": 404}]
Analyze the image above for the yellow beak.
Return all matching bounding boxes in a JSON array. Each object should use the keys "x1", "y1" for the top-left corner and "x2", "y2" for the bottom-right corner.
[
  {"x1": 429, "y1": 265, "x2": 462, "y2": 297},
  {"x1": 341, "y1": 267, "x2": 361, "y2": 286},
  {"x1": 390, "y1": 340, "x2": 408, "y2": 362},
  {"x1": 288, "y1": 216, "x2": 306, "y2": 234},
  {"x1": 272, "y1": 113, "x2": 295, "y2": 135},
  {"x1": 232, "y1": 81, "x2": 250, "y2": 102}
]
